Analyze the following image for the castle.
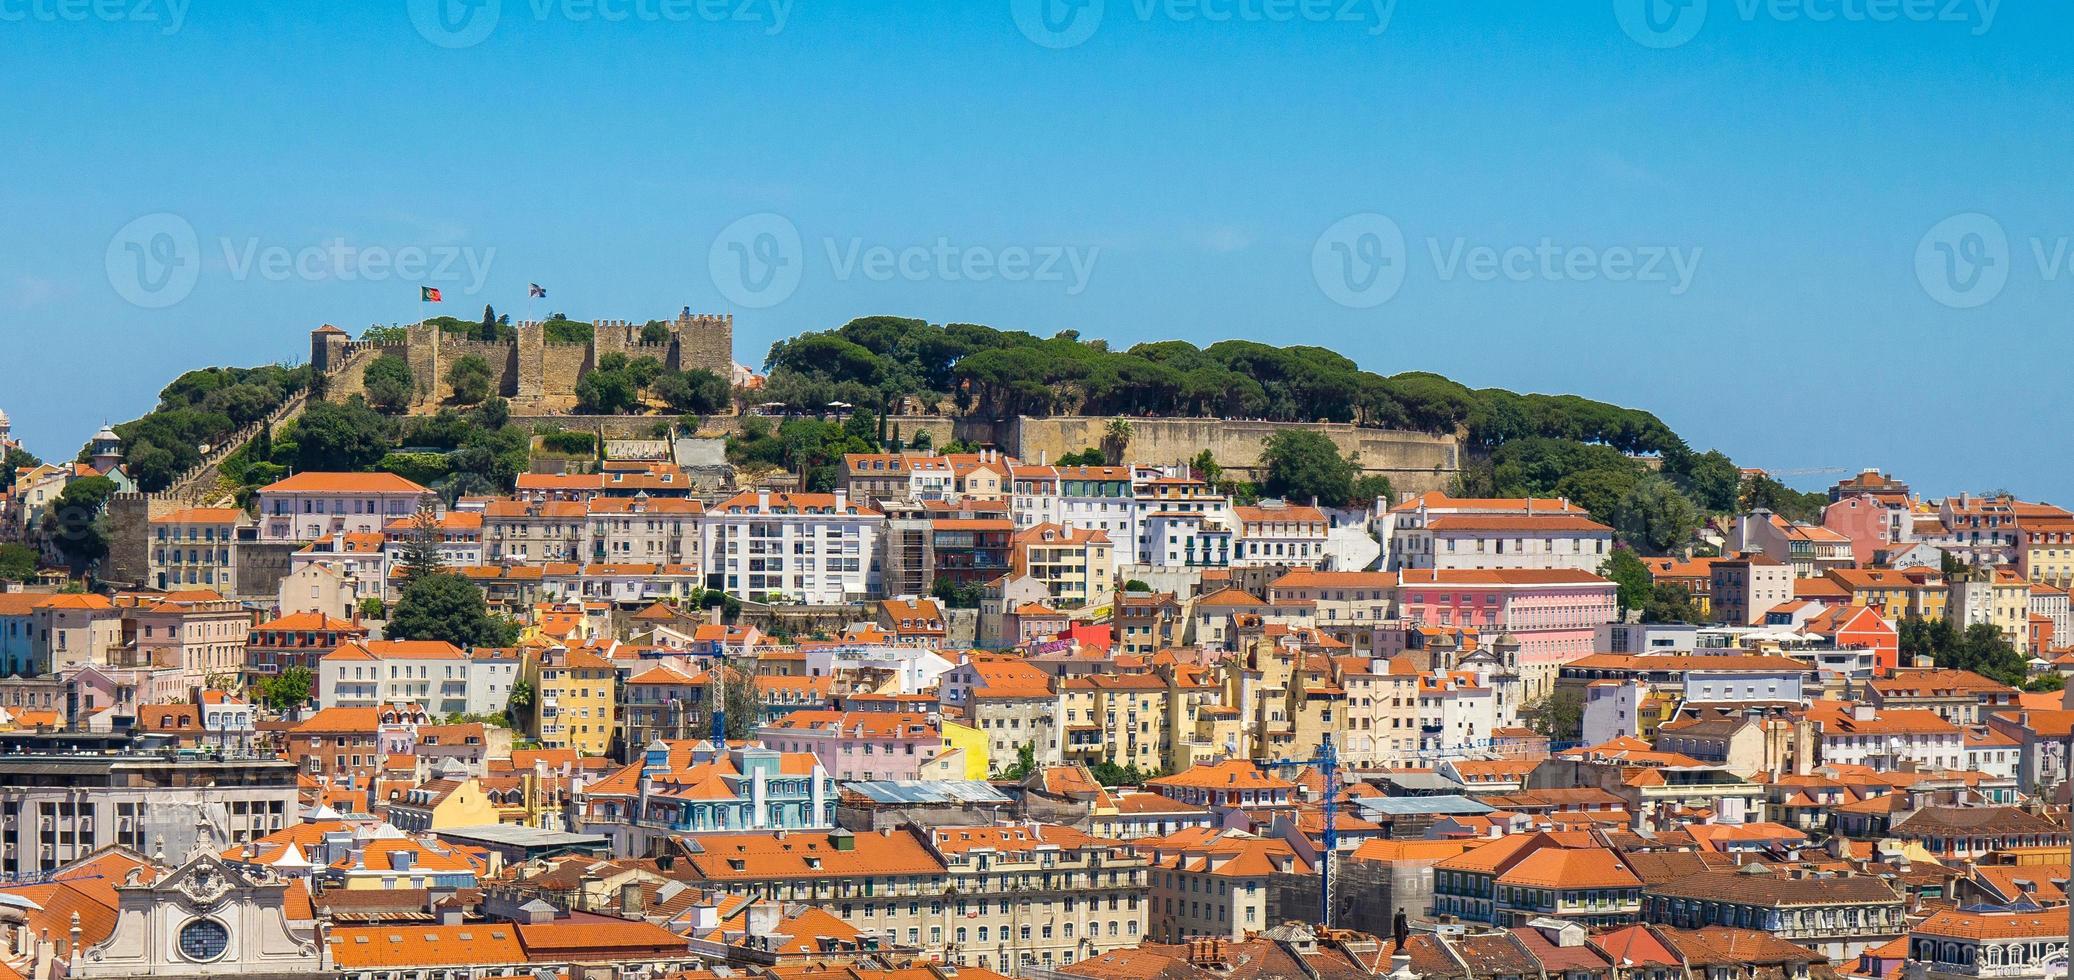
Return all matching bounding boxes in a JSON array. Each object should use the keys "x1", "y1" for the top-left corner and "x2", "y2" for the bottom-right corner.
[{"x1": 312, "y1": 307, "x2": 733, "y2": 413}]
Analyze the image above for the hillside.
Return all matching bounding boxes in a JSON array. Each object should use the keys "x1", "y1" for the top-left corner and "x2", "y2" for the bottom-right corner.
[{"x1": 88, "y1": 315, "x2": 1825, "y2": 555}]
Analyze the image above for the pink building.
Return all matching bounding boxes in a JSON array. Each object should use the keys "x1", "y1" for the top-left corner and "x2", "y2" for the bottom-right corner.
[
  {"x1": 758, "y1": 710, "x2": 948, "y2": 781},
  {"x1": 1388, "y1": 569, "x2": 1618, "y2": 690}
]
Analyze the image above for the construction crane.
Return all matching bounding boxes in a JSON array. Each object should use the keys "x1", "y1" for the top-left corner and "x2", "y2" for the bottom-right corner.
[{"x1": 1258, "y1": 734, "x2": 1341, "y2": 928}]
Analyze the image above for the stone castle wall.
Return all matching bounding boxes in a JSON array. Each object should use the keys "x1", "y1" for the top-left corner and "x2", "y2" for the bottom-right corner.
[
  {"x1": 1007, "y1": 416, "x2": 1460, "y2": 493},
  {"x1": 316, "y1": 310, "x2": 734, "y2": 413}
]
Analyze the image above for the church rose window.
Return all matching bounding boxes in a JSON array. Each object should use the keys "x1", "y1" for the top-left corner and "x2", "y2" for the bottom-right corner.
[{"x1": 178, "y1": 919, "x2": 230, "y2": 962}]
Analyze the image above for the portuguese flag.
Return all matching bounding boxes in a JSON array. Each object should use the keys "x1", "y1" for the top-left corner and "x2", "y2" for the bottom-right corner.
[{"x1": 420, "y1": 286, "x2": 443, "y2": 302}]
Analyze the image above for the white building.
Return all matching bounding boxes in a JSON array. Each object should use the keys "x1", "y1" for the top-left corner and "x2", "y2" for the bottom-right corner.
[
  {"x1": 802, "y1": 641, "x2": 954, "y2": 695},
  {"x1": 257, "y1": 472, "x2": 432, "y2": 543},
  {"x1": 1388, "y1": 494, "x2": 1612, "y2": 573},
  {"x1": 701, "y1": 490, "x2": 884, "y2": 604},
  {"x1": 1581, "y1": 679, "x2": 1641, "y2": 747},
  {"x1": 1810, "y1": 702, "x2": 1965, "y2": 772},
  {"x1": 317, "y1": 640, "x2": 519, "y2": 718},
  {"x1": 1231, "y1": 502, "x2": 1330, "y2": 568}
]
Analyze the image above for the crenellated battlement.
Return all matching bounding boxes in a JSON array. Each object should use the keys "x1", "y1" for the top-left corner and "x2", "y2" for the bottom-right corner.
[{"x1": 311, "y1": 308, "x2": 733, "y2": 413}]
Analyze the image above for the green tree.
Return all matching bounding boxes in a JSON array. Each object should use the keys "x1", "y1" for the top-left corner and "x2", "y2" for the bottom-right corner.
[
  {"x1": 1610, "y1": 476, "x2": 1701, "y2": 556},
  {"x1": 1260, "y1": 430, "x2": 1356, "y2": 506},
  {"x1": 283, "y1": 399, "x2": 394, "y2": 474},
  {"x1": 397, "y1": 504, "x2": 445, "y2": 581},
  {"x1": 1102, "y1": 417, "x2": 1134, "y2": 465},
  {"x1": 995, "y1": 742, "x2": 1038, "y2": 780},
  {"x1": 1, "y1": 448, "x2": 43, "y2": 492},
  {"x1": 652, "y1": 369, "x2": 732, "y2": 414},
  {"x1": 0, "y1": 544, "x2": 37, "y2": 583},
  {"x1": 505, "y1": 678, "x2": 535, "y2": 728},
  {"x1": 1640, "y1": 583, "x2": 1702, "y2": 624},
  {"x1": 575, "y1": 367, "x2": 641, "y2": 414},
  {"x1": 446, "y1": 354, "x2": 494, "y2": 404},
  {"x1": 40, "y1": 475, "x2": 117, "y2": 575},
  {"x1": 932, "y1": 577, "x2": 985, "y2": 609},
  {"x1": 257, "y1": 666, "x2": 315, "y2": 711},
  {"x1": 1523, "y1": 690, "x2": 1586, "y2": 741},
  {"x1": 1743, "y1": 475, "x2": 1827, "y2": 523},
  {"x1": 1055, "y1": 447, "x2": 1105, "y2": 466},
  {"x1": 387, "y1": 572, "x2": 515, "y2": 647},
  {"x1": 1675, "y1": 449, "x2": 1742, "y2": 513},
  {"x1": 1350, "y1": 474, "x2": 1394, "y2": 507},
  {"x1": 1600, "y1": 547, "x2": 1651, "y2": 616},
  {"x1": 363, "y1": 355, "x2": 415, "y2": 413},
  {"x1": 720, "y1": 664, "x2": 761, "y2": 740}
]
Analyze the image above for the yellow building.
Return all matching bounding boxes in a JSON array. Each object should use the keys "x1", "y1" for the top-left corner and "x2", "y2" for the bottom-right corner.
[
  {"x1": 1164, "y1": 663, "x2": 1240, "y2": 772},
  {"x1": 2020, "y1": 518, "x2": 2074, "y2": 588},
  {"x1": 940, "y1": 719, "x2": 992, "y2": 780},
  {"x1": 1230, "y1": 629, "x2": 1348, "y2": 763},
  {"x1": 523, "y1": 645, "x2": 617, "y2": 756},
  {"x1": 1826, "y1": 568, "x2": 1921, "y2": 619},
  {"x1": 386, "y1": 768, "x2": 500, "y2": 832},
  {"x1": 1060, "y1": 673, "x2": 1169, "y2": 774}
]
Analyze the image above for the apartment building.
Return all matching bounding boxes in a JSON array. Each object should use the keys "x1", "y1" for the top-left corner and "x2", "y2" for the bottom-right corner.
[
  {"x1": 127, "y1": 589, "x2": 248, "y2": 688},
  {"x1": 482, "y1": 499, "x2": 587, "y2": 562},
  {"x1": 1230, "y1": 502, "x2": 1329, "y2": 568},
  {"x1": 524, "y1": 645, "x2": 617, "y2": 755},
  {"x1": 256, "y1": 471, "x2": 431, "y2": 543},
  {"x1": 1711, "y1": 555, "x2": 1794, "y2": 626},
  {"x1": 318, "y1": 640, "x2": 519, "y2": 717},
  {"x1": 147, "y1": 507, "x2": 251, "y2": 593},
  {"x1": 1138, "y1": 827, "x2": 1310, "y2": 942},
  {"x1": 584, "y1": 495, "x2": 704, "y2": 566},
  {"x1": 702, "y1": 490, "x2": 884, "y2": 604},
  {"x1": 1010, "y1": 523, "x2": 1115, "y2": 608},
  {"x1": 675, "y1": 824, "x2": 1147, "y2": 971}
]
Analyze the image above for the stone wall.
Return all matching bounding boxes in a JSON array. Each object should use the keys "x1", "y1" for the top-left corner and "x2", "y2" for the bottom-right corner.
[
  {"x1": 321, "y1": 310, "x2": 734, "y2": 414},
  {"x1": 1010, "y1": 417, "x2": 1460, "y2": 493}
]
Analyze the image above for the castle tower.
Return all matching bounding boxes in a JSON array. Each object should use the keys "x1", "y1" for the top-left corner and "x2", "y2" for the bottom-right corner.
[
  {"x1": 0, "y1": 406, "x2": 11, "y2": 445},
  {"x1": 671, "y1": 307, "x2": 734, "y2": 377},
  {"x1": 310, "y1": 324, "x2": 350, "y2": 375}
]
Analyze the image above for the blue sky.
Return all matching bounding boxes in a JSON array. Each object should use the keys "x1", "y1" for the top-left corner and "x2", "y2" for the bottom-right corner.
[{"x1": 3, "y1": 0, "x2": 2068, "y2": 500}]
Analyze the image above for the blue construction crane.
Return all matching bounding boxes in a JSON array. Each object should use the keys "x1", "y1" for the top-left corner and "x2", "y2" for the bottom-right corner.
[{"x1": 1258, "y1": 734, "x2": 1340, "y2": 928}]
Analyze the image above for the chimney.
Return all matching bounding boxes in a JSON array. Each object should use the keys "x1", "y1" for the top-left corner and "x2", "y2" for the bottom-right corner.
[
  {"x1": 757, "y1": 490, "x2": 771, "y2": 511},
  {"x1": 834, "y1": 490, "x2": 849, "y2": 512},
  {"x1": 620, "y1": 882, "x2": 644, "y2": 917}
]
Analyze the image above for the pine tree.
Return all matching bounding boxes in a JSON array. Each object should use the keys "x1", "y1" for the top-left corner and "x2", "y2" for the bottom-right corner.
[{"x1": 398, "y1": 502, "x2": 445, "y2": 581}]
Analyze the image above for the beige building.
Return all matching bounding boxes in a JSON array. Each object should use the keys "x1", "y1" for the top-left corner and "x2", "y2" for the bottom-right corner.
[
  {"x1": 1060, "y1": 673, "x2": 1168, "y2": 773},
  {"x1": 1139, "y1": 828, "x2": 1310, "y2": 942},
  {"x1": 482, "y1": 499, "x2": 587, "y2": 562},
  {"x1": 1949, "y1": 568, "x2": 2034, "y2": 654},
  {"x1": 1011, "y1": 523, "x2": 1115, "y2": 609},
  {"x1": 676, "y1": 825, "x2": 1147, "y2": 971},
  {"x1": 126, "y1": 590, "x2": 249, "y2": 688},
  {"x1": 1710, "y1": 554, "x2": 1793, "y2": 625},
  {"x1": 584, "y1": 495, "x2": 705, "y2": 567},
  {"x1": 148, "y1": 507, "x2": 252, "y2": 594},
  {"x1": 1264, "y1": 570, "x2": 1395, "y2": 654}
]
